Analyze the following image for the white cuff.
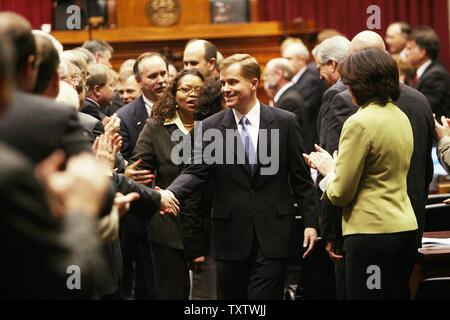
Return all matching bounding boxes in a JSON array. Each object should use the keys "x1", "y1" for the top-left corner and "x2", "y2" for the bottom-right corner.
[{"x1": 319, "y1": 172, "x2": 335, "y2": 192}]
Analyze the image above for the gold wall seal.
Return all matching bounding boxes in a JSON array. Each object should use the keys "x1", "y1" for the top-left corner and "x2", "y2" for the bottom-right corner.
[{"x1": 146, "y1": 0, "x2": 181, "y2": 27}]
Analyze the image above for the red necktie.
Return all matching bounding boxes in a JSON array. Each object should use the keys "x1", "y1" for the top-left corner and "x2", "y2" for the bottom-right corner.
[{"x1": 412, "y1": 73, "x2": 418, "y2": 87}]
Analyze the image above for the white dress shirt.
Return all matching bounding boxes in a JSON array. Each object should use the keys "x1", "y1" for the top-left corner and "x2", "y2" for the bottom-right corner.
[
  {"x1": 416, "y1": 59, "x2": 432, "y2": 79},
  {"x1": 273, "y1": 82, "x2": 294, "y2": 105},
  {"x1": 232, "y1": 101, "x2": 260, "y2": 154},
  {"x1": 142, "y1": 94, "x2": 154, "y2": 117},
  {"x1": 291, "y1": 66, "x2": 307, "y2": 85}
]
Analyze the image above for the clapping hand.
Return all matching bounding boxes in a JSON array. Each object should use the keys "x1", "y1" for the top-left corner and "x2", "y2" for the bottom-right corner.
[
  {"x1": 303, "y1": 144, "x2": 337, "y2": 177},
  {"x1": 434, "y1": 114, "x2": 450, "y2": 140},
  {"x1": 155, "y1": 186, "x2": 180, "y2": 216}
]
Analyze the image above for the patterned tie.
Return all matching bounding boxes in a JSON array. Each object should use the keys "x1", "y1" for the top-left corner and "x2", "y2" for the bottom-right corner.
[{"x1": 240, "y1": 116, "x2": 256, "y2": 172}]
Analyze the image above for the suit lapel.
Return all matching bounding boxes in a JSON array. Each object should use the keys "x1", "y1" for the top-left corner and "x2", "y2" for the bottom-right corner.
[
  {"x1": 134, "y1": 96, "x2": 148, "y2": 129},
  {"x1": 254, "y1": 103, "x2": 274, "y2": 177}
]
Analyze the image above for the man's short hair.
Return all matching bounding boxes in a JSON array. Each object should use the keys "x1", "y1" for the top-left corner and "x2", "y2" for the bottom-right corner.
[
  {"x1": 392, "y1": 22, "x2": 411, "y2": 37},
  {"x1": 32, "y1": 34, "x2": 60, "y2": 94},
  {"x1": 56, "y1": 80, "x2": 80, "y2": 110},
  {"x1": 73, "y1": 47, "x2": 97, "y2": 65},
  {"x1": 317, "y1": 29, "x2": 344, "y2": 44},
  {"x1": 267, "y1": 58, "x2": 295, "y2": 81},
  {"x1": 119, "y1": 68, "x2": 135, "y2": 82},
  {"x1": 86, "y1": 64, "x2": 110, "y2": 94},
  {"x1": 0, "y1": 35, "x2": 14, "y2": 113},
  {"x1": 221, "y1": 54, "x2": 261, "y2": 83},
  {"x1": 285, "y1": 42, "x2": 310, "y2": 61},
  {"x1": 408, "y1": 26, "x2": 440, "y2": 60},
  {"x1": 82, "y1": 39, "x2": 114, "y2": 56},
  {"x1": 62, "y1": 50, "x2": 88, "y2": 79},
  {"x1": 313, "y1": 36, "x2": 350, "y2": 65},
  {"x1": 133, "y1": 52, "x2": 168, "y2": 81},
  {"x1": 0, "y1": 12, "x2": 36, "y2": 76}
]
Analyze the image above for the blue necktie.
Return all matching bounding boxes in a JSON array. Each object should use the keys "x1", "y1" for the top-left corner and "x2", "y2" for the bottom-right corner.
[{"x1": 240, "y1": 116, "x2": 256, "y2": 172}]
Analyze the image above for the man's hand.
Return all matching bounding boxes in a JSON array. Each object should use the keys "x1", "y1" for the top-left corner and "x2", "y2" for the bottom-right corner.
[
  {"x1": 187, "y1": 256, "x2": 206, "y2": 272},
  {"x1": 302, "y1": 227, "x2": 318, "y2": 259},
  {"x1": 35, "y1": 150, "x2": 110, "y2": 219},
  {"x1": 125, "y1": 159, "x2": 155, "y2": 185},
  {"x1": 155, "y1": 187, "x2": 180, "y2": 216},
  {"x1": 434, "y1": 114, "x2": 450, "y2": 140},
  {"x1": 92, "y1": 133, "x2": 121, "y2": 174},
  {"x1": 104, "y1": 113, "x2": 121, "y2": 135},
  {"x1": 114, "y1": 192, "x2": 141, "y2": 218},
  {"x1": 325, "y1": 240, "x2": 344, "y2": 265}
]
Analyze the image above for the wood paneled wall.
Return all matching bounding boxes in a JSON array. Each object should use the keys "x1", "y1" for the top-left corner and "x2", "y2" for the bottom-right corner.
[{"x1": 51, "y1": 1, "x2": 320, "y2": 103}]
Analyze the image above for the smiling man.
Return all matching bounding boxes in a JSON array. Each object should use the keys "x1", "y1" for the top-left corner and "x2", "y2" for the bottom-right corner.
[
  {"x1": 116, "y1": 52, "x2": 169, "y2": 160},
  {"x1": 166, "y1": 53, "x2": 319, "y2": 300}
]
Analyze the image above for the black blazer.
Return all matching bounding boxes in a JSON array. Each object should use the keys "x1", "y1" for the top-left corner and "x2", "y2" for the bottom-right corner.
[
  {"x1": 317, "y1": 79, "x2": 347, "y2": 151},
  {"x1": 168, "y1": 104, "x2": 319, "y2": 261},
  {"x1": 322, "y1": 84, "x2": 434, "y2": 246},
  {"x1": 276, "y1": 85, "x2": 308, "y2": 151},
  {"x1": 117, "y1": 95, "x2": 149, "y2": 160},
  {"x1": 0, "y1": 91, "x2": 92, "y2": 164},
  {"x1": 131, "y1": 118, "x2": 187, "y2": 249},
  {"x1": 293, "y1": 68, "x2": 328, "y2": 152},
  {"x1": 80, "y1": 97, "x2": 107, "y2": 122},
  {"x1": 415, "y1": 60, "x2": 450, "y2": 119},
  {"x1": 77, "y1": 111, "x2": 105, "y2": 142}
]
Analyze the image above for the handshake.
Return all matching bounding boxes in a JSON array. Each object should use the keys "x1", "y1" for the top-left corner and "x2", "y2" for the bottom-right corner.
[{"x1": 155, "y1": 186, "x2": 180, "y2": 216}]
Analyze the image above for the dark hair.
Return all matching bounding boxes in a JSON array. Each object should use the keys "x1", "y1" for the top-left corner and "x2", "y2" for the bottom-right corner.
[
  {"x1": 338, "y1": 47, "x2": 400, "y2": 106},
  {"x1": 0, "y1": 12, "x2": 36, "y2": 76},
  {"x1": 408, "y1": 26, "x2": 440, "y2": 60},
  {"x1": 82, "y1": 39, "x2": 114, "y2": 56},
  {"x1": 151, "y1": 69, "x2": 204, "y2": 122},
  {"x1": 397, "y1": 22, "x2": 411, "y2": 37},
  {"x1": 194, "y1": 78, "x2": 223, "y2": 120},
  {"x1": 32, "y1": 34, "x2": 60, "y2": 94},
  {"x1": 133, "y1": 52, "x2": 169, "y2": 81}
]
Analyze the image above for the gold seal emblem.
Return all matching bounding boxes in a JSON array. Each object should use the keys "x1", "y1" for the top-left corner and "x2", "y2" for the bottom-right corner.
[{"x1": 146, "y1": 0, "x2": 181, "y2": 27}]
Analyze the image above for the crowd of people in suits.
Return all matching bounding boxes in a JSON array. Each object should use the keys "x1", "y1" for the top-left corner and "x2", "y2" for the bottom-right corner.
[{"x1": 0, "y1": 10, "x2": 449, "y2": 300}]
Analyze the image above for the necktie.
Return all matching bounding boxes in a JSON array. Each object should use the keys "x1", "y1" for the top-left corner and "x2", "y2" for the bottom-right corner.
[
  {"x1": 240, "y1": 116, "x2": 256, "y2": 172},
  {"x1": 412, "y1": 73, "x2": 418, "y2": 87}
]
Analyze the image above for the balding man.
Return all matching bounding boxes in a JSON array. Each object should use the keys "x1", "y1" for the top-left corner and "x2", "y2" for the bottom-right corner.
[
  {"x1": 323, "y1": 30, "x2": 434, "y2": 299},
  {"x1": 283, "y1": 42, "x2": 327, "y2": 153},
  {"x1": 263, "y1": 58, "x2": 308, "y2": 147},
  {"x1": 385, "y1": 22, "x2": 411, "y2": 58},
  {"x1": 183, "y1": 39, "x2": 219, "y2": 80}
]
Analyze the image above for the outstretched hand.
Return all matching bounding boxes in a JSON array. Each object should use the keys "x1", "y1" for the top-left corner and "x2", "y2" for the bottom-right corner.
[
  {"x1": 155, "y1": 186, "x2": 180, "y2": 216},
  {"x1": 125, "y1": 159, "x2": 155, "y2": 185}
]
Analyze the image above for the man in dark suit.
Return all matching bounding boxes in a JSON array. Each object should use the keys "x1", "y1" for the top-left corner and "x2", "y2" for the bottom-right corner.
[
  {"x1": 81, "y1": 63, "x2": 115, "y2": 121},
  {"x1": 282, "y1": 42, "x2": 328, "y2": 153},
  {"x1": 312, "y1": 35, "x2": 350, "y2": 151},
  {"x1": 263, "y1": 57, "x2": 308, "y2": 144},
  {"x1": 405, "y1": 26, "x2": 450, "y2": 120},
  {"x1": 165, "y1": 54, "x2": 319, "y2": 300},
  {"x1": 323, "y1": 31, "x2": 434, "y2": 299},
  {"x1": 117, "y1": 52, "x2": 169, "y2": 160}
]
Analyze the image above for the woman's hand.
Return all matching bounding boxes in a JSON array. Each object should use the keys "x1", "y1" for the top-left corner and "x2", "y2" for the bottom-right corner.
[
  {"x1": 303, "y1": 144, "x2": 337, "y2": 176},
  {"x1": 124, "y1": 159, "x2": 155, "y2": 185}
]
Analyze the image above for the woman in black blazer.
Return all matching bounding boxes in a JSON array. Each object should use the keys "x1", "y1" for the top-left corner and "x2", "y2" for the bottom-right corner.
[{"x1": 131, "y1": 69, "x2": 204, "y2": 299}]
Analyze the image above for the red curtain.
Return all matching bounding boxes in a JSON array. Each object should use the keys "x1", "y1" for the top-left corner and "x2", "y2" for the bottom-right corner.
[
  {"x1": 259, "y1": 0, "x2": 450, "y2": 70},
  {"x1": 0, "y1": 0, "x2": 53, "y2": 30}
]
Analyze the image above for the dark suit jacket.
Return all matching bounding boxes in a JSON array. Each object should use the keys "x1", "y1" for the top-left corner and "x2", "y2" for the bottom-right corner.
[
  {"x1": 317, "y1": 79, "x2": 347, "y2": 150},
  {"x1": 0, "y1": 141, "x2": 102, "y2": 299},
  {"x1": 168, "y1": 103, "x2": 319, "y2": 261},
  {"x1": 415, "y1": 60, "x2": 450, "y2": 119},
  {"x1": 293, "y1": 68, "x2": 328, "y2": 152},
  {"x1": 276, "y1": 84, "x2": 308, "y2": 149},
  {"x1": 0, "y1": 91, "x2": 92, "y2": 164},
  {"x1": 117, "y1": 95, "x2": 149, "y2": 160},
  {"x1": 78, "y1": 111, "x2": 105, "y2": 141},
  {"x1": 106, "y1": 92, "x2": 123, "y2": 116},
  {"x1": 322, "y1": 84, "x2": 434, "y2": 247},
  {"x1": 80, "y1": 97, "x2": 107, "y2": 122}
]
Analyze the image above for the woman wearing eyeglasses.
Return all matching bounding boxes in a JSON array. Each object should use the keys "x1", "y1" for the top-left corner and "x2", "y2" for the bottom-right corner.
[{"x1": 131, "y1": 69, "x2": 204, "y2": 299}]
